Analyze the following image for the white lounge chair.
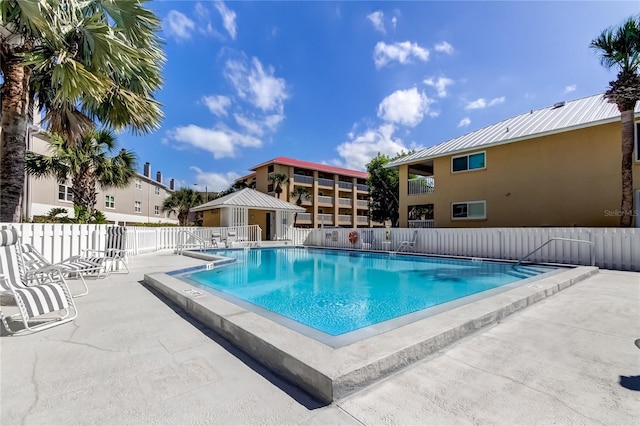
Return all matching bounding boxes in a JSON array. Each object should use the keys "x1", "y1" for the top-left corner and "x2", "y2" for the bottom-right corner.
[
  {"x1": 397, "y1": 230, "x2": 418, "y2": 252},
  {"x1": 21, "y1": 244, "x2": 99, "y2": 297},
  {"x1": 0, "y1": 228, "x2": 77, "y2": 335},
  {"x1": 67, "y1": 226, "x2": 129, "y2": 275},
  {"x1": 225, "y1": 229, "x2": 238, "y2": 247},
  {"x1": 360, "y1": 229, "x2": 377, "y2": 250}
]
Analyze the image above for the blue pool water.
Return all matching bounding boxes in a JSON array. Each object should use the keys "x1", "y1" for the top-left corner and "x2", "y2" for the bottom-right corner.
[{"x1": 183, "y1": 248, "x2": 556, "y2": 336}]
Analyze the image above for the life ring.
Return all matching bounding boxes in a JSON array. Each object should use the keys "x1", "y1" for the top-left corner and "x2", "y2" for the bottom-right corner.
[{"x1": 348, "y1": 231, "x2": 358, "y2": 244}]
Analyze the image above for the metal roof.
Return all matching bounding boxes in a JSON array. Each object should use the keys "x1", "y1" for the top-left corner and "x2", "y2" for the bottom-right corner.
[
  {"x1": 190, "y1": 188, "x2": 305, "y2": 212},
  {"x1": 250, "y1": 156, "x2": 369, "y2": 179},
  {"x1": 387, "y1": 94, "x2": 640, "y2": 168}
]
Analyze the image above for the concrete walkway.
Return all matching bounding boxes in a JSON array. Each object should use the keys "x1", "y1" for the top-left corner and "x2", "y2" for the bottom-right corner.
[{"x1": 1, "y1": 250, "x2": 638, "y2": 425}]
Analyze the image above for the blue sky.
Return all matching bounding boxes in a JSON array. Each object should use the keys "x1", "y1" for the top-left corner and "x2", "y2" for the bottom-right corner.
[{"x1": 120, "y1": 1, "x2": 639, "y2": 191}]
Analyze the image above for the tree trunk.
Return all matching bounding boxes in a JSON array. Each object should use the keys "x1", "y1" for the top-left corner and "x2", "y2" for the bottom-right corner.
[
  {"x1": 178, "y1": 211, "x2": 188, "y2": 226},
  {"x1": 0, "y1": 58, "x2": 31, "y2": 222},
  {"x1": 72, "y1": 167, "x2": 98, "y2": 213},
  {"x1": 619, "y1": 109, "x2": 635, "y2": 227}
]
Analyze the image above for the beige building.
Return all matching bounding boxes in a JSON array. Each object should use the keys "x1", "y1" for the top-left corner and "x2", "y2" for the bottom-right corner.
[
  {"x1": 238, "y1": 157, "x2": 375, "y2": 228},
  {"x1": 387, "y1": 94, "x2": 640, "y2": 228},
  {"x1": 23, "y1": 131, "x2": 178, "y2": 225}
]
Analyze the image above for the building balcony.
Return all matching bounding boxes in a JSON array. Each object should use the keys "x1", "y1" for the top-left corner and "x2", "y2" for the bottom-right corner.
[
  {"x1": 293, "y1": 174, "x2": 313, "y2": 185},
  {"x1": 338, "y1": 181, "x2": 353, "y2": 190},
  {"x1": 317, "y1": 177, "x2": 334, "y2": 187},
  {"x1": 356, "y1": 199, "x2": 369, "y2": 208},
  {"x1": 408, "y1": 219, "x2": 434, "y2": 228},
  {"x1": 356, "y1": 183, "x2": 368, "y2": 192},
  {"x1": 338, "y1": 197, "x2": 352, "y2": 207},
  {"x1": 317, "y1": 195, "x2": 333, "y2": 206},
  {"x1": 338, "y1": 214, "x2": 352, "y2": 225},
  {"x1": 408, "y1": 177, "x2": 435, "y2": 196},
  {"x1": 318, "y1": 214, "x2": 334, "y2": 225},
  {"x1": 295, "y1": 212, "x2": 312, "y2": 223},
  {"x1": 356, "y1": 215, "x2": 369, "y2": 224}
]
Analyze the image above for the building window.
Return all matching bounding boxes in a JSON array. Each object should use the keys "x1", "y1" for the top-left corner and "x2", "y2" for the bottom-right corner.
[
  {"x1": 452, "y1": 151, "x2": 486, "y2": 173},
  {"x1": 268, "y1": 164, "x2": 274, "y2": 173},
  {"x1": 135, "y1": 179, "x2": 142, "y2": 190},
  {"x1": 105, "y1": 195, "x2": 115, "y2": 209},
  {"x1": 452, "y1": 201, "x2": 486, "y2": 220},
  {"x1": 154, "y1": 186, "x2": 160, "y2": 195},
  {"x1": 154, "y1": 205, "x2": 160, "y2": 215},
  {"x1": 58, "y1": 185, "x2": 73, "y2": 202},
  {"x1": 134, "y1": 201, "x2": 142, "y2": 213}
]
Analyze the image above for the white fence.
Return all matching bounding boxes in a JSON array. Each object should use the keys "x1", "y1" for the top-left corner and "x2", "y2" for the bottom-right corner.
[{"x1": 308, "y1": 227, "x2": 640, "y2": 271}]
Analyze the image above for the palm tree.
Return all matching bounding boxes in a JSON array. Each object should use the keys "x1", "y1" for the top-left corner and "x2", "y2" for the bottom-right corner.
[
  {"x1": 270, "y1": 172, "x2": 289, "y2": 199},
  {"x1": 25, "y1": 129, "x2": 137, "y2": 215},
  {"x1": 291, "y1": 186, "x2": 310, "y2": 226},
  {"x1": 591, "y1": 16, "x2": 640, "y2": 227},
  {"x1": 0, "y1": 0, "x2": 164, "y2": 222},
  {"x1": 163, "y1": 188, "x2": 203, "y2": 226}
]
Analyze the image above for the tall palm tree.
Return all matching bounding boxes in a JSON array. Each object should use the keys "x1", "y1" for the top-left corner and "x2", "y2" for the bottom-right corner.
[
  {"x1": 291, "y1": 186, "x2": 310, "y2": 226},
  {"x1": 163, "y1": 188, "x2": 203, "y2": 226},
  {"x1": 270, "y1": 172, "x2": 289, "y2": 199},
  {"x1": 591, "y1": 15, "x2": 640, "y2": 227},
  {"x1": 0, "y1": 0, "x2": 164, "y2": 222},
  {"x1": 25, "y1": 129, "x2": 137, "y2": 214}
]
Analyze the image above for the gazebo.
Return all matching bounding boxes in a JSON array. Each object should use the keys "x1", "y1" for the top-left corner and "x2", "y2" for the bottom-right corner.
[{"x1": 190, "y1": 188, "x2": 305, "y2": 241}]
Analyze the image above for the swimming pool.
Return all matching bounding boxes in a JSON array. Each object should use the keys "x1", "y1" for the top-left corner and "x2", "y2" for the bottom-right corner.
[{"x1": 179, "y1": 247, "x2": 558, "y2": 342}]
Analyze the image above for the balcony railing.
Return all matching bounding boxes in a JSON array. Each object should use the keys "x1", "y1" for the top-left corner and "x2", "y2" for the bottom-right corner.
[
  {"x1": 338, "y1": 181, "x2": 353, "y2": 190},
  {"x1": 356, "y1": 199, "x2": 369, "y2": 208},
  {"x1": 293, "y1": 174, "x2": 313, "y2": 185},
  {"x1": 338, "y1": 214, "x2": 352, "y2": 224},
  {"x1": 318, "y1": 214, "x2": 334, "y2": 225},
  {"x1": 317, "y1": 195, "x2": 333, "y2": 205},
  {"x1": 357, "y1": 215, "x2": 369, "y2": 224},
  {"x1": 408, "y1": 177, "x2": 435, "y2": 195},
  {"x1": 408, "y1": 219, "x2": 435, "y2": 228},
  {"x1": 295, "y1": 212, "x2": 312, "y2": 222},
  {"x1": 317, "y1": 177, "x2": 334, "y2": 187},
  {"x1": 356, "y1": 183, "x2": 368, "y2": 192},
  {"x1": 338, "y1": 197, "x2": 352, "y2": 206}
]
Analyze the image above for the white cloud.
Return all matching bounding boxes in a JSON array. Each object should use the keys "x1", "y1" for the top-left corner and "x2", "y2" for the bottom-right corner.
[
  {"x1": 564, "y1": 85, "x2": 576, "y2": 94},
  {"x1": 224, "y1": 57, "x2": 288, "y2": 112},
  {"x1": 191, "y1": 166, "x2": 240, "y2": 192},
  {"x1": 334, "y1": 124, "x2": 414, "y2": 171},
  {"x1": 164, "y1": 10, "x2": 195, "y2": 40},
  {"x1": 434, "y1": 41, "x2": 454, "y2": 55},
  {"x1": 423, "y1": 76, "x2": 454, "y2": 98},
  {"x1": 465, "y1": 96, "x2": 505, "y2": 110},
  {"x1": 202, "y1": 95, "x2": 231, "y2": 117},
  {"x1": 377, "y1": 88, "x2": 433, "y2": 127},
  {"x1": 373, "y1": 41, "x2": 429, "y2": 68},
  {"x1": 234, "y1": 113, "x2": 284, "y2": 136},
  {"x1": 458, "y1": 117, "x2": 471, "y2": 127},
  {"x1": 214, "y1": 1, "x2": 237, "y2": 40},
  {"x1": 391, "y1": 16, "x2": 397, "y2": 28},
  {"x1": 367, "y1": 11, "x2": 385, "y2": 33},
  {"x1": 166, "y1": 124, "x2": 261, "y2": 159}
]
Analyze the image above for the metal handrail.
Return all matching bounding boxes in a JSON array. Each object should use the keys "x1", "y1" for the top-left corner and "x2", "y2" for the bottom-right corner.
[
  {"x1": 517, "y1": 237, "x2": 595, "y2": 266},
  {"x1": 176, "y1": 230, "x2": 212, "y2": 254}
]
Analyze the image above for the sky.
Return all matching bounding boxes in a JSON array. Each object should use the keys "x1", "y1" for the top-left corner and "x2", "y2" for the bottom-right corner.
[{"x1": 118, "y1": 1, "x2": 640, "y2": 192}]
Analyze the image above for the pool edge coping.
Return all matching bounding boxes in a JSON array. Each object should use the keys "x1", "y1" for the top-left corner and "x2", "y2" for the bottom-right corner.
[{"x1": 143, "y1": 264, "x2": 598, "y2": 403}]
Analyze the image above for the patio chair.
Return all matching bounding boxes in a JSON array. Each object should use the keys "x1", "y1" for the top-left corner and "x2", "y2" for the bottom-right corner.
[
  {"x1": 211, "y1": 231, "x2": 222, "y2": 248},
  {"x1": 225, "y1": 229, "x2": 238, "y2": 247},
  {"x1": 21, "y1": 244, "x2": 98, "y2": 297},
  {"x1": 397, "y1": 230, "x2": 418, "y2": 252},
  {"x1": 360, "y1": 229, "x2": 376, "y2": 250},
  {"x1": 68, "y1": 226, "x2": 129, "y2": 275},
  {"x1": 0, "y1": 228, "x2": 77, "y2": 335}
]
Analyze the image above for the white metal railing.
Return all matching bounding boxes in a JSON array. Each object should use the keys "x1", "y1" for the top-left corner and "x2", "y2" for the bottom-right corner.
[
  {"x1": 295, "y1": 213, "x2": 312, "y2": 222},
  {"x1": 317, "y1": 177, "x2": 334, "y2": 187},
  {"x1": 338, "y1": 181, "x2": 353, "y2": 190},
  {"x1": 357, "y1": 215, "x2": 369, "y2": 224},
  {"x1": 408, "y1": 220, "x2": 435, "y2": 228},
  {"x1": 317, "y1": 196, "x2": 333, "y2": 205},
  {"x1": 283, "y1": 226, "x2": 312, "y2": 245},
  {"x1": 338, "y1": 197, "x2": 352, "y2": 206},
  {"x1": 356, "y1": 183, "x2": 368, "y2": 191},
  {"x1": 306, "y1": 227, "x2": 640, "y2": 271},
  {"x1": 318, "y1": 214, "x2": 334, "y2": 225},
  {"x1": 408, "y1": 177, "x2": 435, "y2": 195},
  {"x1": 338, "y1": 214, "x2": 352, "y2": 224},
  {"x1": 356, "y1": 199, "x2": 369, "y2": 208},
  {"x1": 176, "y1": 230, "x2": 213, "y2": 254},
  {"x1": 293, "y1": 174, "x2": 313, "y2": 185}
]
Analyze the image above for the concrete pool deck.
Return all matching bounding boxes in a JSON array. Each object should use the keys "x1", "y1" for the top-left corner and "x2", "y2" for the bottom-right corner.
[{"x1": 1, "y1": 250, "x2": 639, "y2": 424}]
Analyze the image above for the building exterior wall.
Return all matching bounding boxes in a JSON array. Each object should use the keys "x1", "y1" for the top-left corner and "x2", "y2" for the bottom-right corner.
[
  {"x1": 248, "y1": 160, "x2": 372, "y2": 228},
  {"x1": 26, "y1": 134, "x2": 178, "y2": 224},
  {"x1": 248, "y1": 209, "x2": 268, "y2": 240},
  {"x1": 202, "y1": 209, "x2": 221, "y2": 227},
  {"x1": 399, "y1": 121, "x2": 640, "y2": 228}
]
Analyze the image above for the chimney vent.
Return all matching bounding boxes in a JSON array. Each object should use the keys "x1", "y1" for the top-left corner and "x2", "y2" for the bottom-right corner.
[
  {"x1": 143, "y1": 162, "x2": 151, "y2": 178},
  {"x1": 156, "y1": 171, "x2": 162, "y2": 183},
  {"x1": 169, "y1": 178, "x2": 175, "y2": 191}
]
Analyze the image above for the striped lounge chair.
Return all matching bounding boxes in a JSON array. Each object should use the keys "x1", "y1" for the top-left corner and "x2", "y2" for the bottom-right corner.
[
  {"x1": 0, "y1": 228, "x2": 77, "y2": 335},
  {"x1": 67, "y1": 226, "x2": 129, "y2": 275},
  {"x1": 21, "y1": 244, "x2": 100, "y2": 297}
]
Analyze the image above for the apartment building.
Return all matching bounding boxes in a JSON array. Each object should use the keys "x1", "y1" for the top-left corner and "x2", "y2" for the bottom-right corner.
[
  {"x1": 23, "y1": 131, "x2": 178, "y2": 225},
  {"x1": 239, "y1": 157, "x2": 374, "y2": 228},
  {"x1": 386, "y1": 94, "x2": 640, "y2": 228}
]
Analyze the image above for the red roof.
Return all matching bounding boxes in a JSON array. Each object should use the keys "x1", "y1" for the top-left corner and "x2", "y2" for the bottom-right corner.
[{"x1": 249, "y1": 157, "x2": 368, "y2": 179}]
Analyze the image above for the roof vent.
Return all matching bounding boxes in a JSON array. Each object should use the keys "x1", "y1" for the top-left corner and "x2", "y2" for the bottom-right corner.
[{"x1": 552, "y1": 101, "x2": 565, "y2": 109}]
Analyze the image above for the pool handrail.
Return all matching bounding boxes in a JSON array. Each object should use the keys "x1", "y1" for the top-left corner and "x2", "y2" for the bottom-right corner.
[
  {"x1": 176, "y1": 230, "x2": 213, "y2": 255},
  {"x1": 517, "y1": 237, "x2": 595, "y2": 266}
]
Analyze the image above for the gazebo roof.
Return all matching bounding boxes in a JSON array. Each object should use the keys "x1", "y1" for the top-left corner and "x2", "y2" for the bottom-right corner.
[{"x1": 190, "y1": 188, "x2": 305, "y2": 212}]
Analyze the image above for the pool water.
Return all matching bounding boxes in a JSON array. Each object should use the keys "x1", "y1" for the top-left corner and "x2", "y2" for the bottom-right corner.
[{"x1": 183, "y1": 248, "x2": 556, "y2": 336}]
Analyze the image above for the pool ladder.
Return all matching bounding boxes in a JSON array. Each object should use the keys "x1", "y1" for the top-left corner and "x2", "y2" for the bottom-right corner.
[
  {"x1": 176, "y1": 230, "x2": 215, "y2": 255},
  {"x1": 516, "y1": 237, "x2": 595, "y2": 266}
]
